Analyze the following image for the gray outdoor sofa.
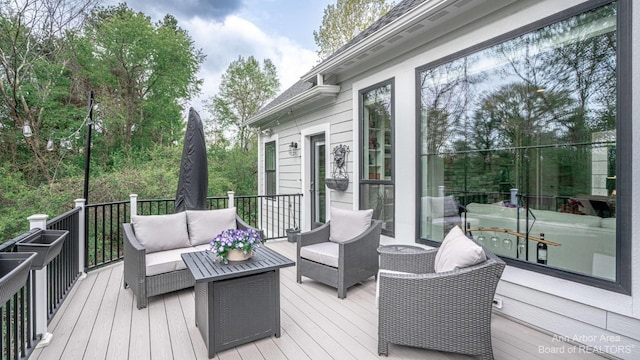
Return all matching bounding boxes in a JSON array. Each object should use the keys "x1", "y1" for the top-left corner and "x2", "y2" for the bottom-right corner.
[
  {"x1": 123, "y1": 208, "x2": 260, "y2": 309},
  {"x1": 296, "y1": 207, "x2": 383, "y2": 299},
  {"x1": 377, "y1": 239, "x2": 505, "y2": 359}
]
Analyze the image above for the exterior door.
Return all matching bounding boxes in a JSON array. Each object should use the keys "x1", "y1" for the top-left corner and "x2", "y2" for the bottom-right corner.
[{"x1": 310, "y1": 135, "x2": 326, "y2": 229}]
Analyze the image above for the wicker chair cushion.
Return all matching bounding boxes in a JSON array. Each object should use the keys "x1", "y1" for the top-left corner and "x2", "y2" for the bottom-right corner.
[
  {"x1": 434, "y1": 225, "x2": 486, "y2": 273},
  {"x1": 299, "y1": 242, "x2": 339, "y2": 267},
  {"x1": 132, "y1": 212, "x2": 191, "y2": 253},
  {"x1": 145, "y1": 247, "x2": 200, "y2": 276},
  {"x1": 329, "y1": 207, "x2": 373, "y2": 243},
  {"x1": 186, "y1": 208, "x2": 237, "y2": 246}
]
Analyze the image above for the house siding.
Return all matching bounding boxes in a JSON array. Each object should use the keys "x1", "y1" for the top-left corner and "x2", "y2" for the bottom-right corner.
[
  {"x1": 259, "y1": 0, "x2": 640, "y2": 357},
  {"x1": 259, "y1": 81, "x2": 357, "y2": 229}
]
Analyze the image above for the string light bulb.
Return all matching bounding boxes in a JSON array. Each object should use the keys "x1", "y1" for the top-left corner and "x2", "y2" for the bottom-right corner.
[
  {"x1": 46, "y1": 134, "x2": 55, "y2": 151},
  {"x1": 60, "y1": 138, "x2": 72, "y2": 150},
  {"x1": 22, "y1": 121, "x2": 33, "y2": 137}
]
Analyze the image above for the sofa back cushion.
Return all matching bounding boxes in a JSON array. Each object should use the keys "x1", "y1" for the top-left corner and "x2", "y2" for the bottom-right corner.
[
  {"x1": 435, "y1": 225, "x2": 486, "y2": 273},
  {"x1": 186, "y1": 208, "x2": 237, "y2": 246},
  {"x1": 132, "y1": 212, "x2": 191, "y2": 253},
  {"x1": 329, "y1": 207, "x2": 373, "y2": 243}
]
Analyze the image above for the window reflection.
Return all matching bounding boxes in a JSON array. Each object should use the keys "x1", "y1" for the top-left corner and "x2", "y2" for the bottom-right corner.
[
  {"x1": 419, "y1": 4, "x2": 617, "y2": 280},
  {"x1": 361, "y1": 81, "x2": 394, "y2": 235}
]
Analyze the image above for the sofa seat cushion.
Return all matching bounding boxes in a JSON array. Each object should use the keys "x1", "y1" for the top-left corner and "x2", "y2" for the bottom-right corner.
[
  {"x1": 329, "y1": 207, "x2": 373, "y2": 243},
  {"x1": 193, "y1": 243, "x2": 212, "y2": 252},
  {"x1": 601, "y1": 217, "x2": 616, "y2": 229},
  {"x1": 132, "y1": 212, "x2": 190, "y2": 253},
  {"x1": 435, "y1": 225, "x2": 486, "y2": 273},
  {"x1": 186, "y1": 208, "x2": 237, "y2": 246},
  {"x1": 300, "y1": 242, "x2": 339, "y2": 268},
  {"x1": 145, "y1": 247, "x2": 200, "y2": 276}
]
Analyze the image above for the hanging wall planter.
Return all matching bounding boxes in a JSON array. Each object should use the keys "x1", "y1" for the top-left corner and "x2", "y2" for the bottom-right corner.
[
  {"x1": 326, "y1": 178, "x2": 349, "y2": 191},
  {"x1": 17, "y1": 229, "x2": 68, "y2": 270},
  {"x1": 325, "y1": 145, "x2": 350, "y2": 192},
  {"x1": 0, "y1": 252, "x2": 37, "y2": 307}
]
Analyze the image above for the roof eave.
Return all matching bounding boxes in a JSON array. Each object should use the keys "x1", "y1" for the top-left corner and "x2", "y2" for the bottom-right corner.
[
  {"x1": 246, "y1": 85, "x2": 341, "y2": 128},
  {"x1": 301, "y1": 0, "x2": 449, "y2": 82}
]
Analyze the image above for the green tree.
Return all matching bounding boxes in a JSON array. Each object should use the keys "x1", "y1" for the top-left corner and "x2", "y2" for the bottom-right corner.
[
  {"x1": 0, "y1": 0, "x2": 98, "y2": 185},
  {"x1": 74, "y1": 4, "x2": 204, "y2": 165},
  {"x1": 313, "y1": 0, "x2": 394, "y2": 59},
  {"x1": 208, "y1": 56, "x2": 279, "y2": 151}
]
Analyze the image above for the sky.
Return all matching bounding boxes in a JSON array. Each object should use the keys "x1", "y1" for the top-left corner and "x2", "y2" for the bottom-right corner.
[{"x1": 109, "y1": 0, "x2": 333, "y2": 115}]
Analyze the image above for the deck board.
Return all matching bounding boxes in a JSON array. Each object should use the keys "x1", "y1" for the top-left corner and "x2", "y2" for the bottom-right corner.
[
  {"x1": 84, "y1": 266, "x2": 122, "y2": 360},
  {"x1": 34, "y1": 240, "x2": 607, "y2": 360},
  {"x1": 128, "y1": 295, "x2": 151, "y2": 360},
  {"x1": 148, "y1": 296, "x2": 174, "y2": 360},
  {"x1": 33, "y1": 267, "x2": 100, "y2": 360},
  {"x1": 64, "y1": 267, "x2": 110, "y2": 359},
  {"x1": 164, "y1": 293, "x2": 197, "y2": 359},
  {"x1": 105, "y1": 273, "x2": 134, "y2": 360}
]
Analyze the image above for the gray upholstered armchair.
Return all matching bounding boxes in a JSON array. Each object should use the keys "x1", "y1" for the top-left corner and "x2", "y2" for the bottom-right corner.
[
  {"x1": 378, "y1": 244, "x2": 505, "y2": 359},
  {"x1": 296, "y1": 208, "x2": 383, "y2": 299}
]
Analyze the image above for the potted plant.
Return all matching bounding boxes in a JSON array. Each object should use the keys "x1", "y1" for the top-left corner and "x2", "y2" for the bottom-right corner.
[
  {"x1": 210, "y1": 228, "x2": 263, "y2": 263},
  {"x1": 286, "y1": 227, "x2": 300, "y2": 243}
]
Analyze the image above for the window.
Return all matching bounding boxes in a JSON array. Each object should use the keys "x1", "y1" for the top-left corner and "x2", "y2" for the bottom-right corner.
[
  {"x1": 265, "y1": 141, "x2": 276, "y2": 196},
  {"x1": 360, "y1": 80, "x2": 394, "y2": 235},
  {"x1": 417, "y1": 1, "x2": 630, "y2": 292}
]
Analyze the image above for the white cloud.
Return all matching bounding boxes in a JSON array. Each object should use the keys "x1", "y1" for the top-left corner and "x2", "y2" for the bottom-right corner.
[{"x1": 182, "y1": 15, "x2": 317, "y2": 116}]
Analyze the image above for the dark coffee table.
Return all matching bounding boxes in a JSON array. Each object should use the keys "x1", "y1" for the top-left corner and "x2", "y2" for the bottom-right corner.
[{"x1": 182, "y1": 246, "x2": 294, "y2": 358}]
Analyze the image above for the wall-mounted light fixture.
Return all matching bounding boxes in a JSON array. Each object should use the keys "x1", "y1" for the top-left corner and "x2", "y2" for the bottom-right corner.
[{"x1": 289, "y1": 141, "x2": 298, "y2": 156}]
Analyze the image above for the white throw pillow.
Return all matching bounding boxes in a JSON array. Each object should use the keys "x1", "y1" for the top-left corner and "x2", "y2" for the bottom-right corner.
[
  {"x1": 132, "y1": 212, "x2": 190, "y2": 253},
  {"x1": 186, "y1": 208, "x2": 237, "y2": 246},
  {"x1": 434, "y1": 225, "x2": 486, "y2": 273},
  {"x1": 329, "y1": 207, "x2": 373, "y2": 243}
]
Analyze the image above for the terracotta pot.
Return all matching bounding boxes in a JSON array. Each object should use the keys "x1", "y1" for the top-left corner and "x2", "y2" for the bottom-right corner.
[{"x1": 226, "y1": 249, "x2": 251, "y2": 262}]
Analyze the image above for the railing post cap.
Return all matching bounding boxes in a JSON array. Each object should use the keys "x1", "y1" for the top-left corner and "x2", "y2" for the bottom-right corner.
[
  {"x1": 227, "y1": 191, "x2": 235, "y2": 195},
  {"x1": 74, "y1": 198, "x2": 86, "y2": 205},
  {"x1": 28, "y1": 214, "x2": 49, "y2": 221},
  {"x1": 130, "y1": 194, "x2": 138, "y2": 198}
]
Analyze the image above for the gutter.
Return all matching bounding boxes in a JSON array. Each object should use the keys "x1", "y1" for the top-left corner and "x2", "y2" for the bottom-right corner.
[{"x1": 246, "y1": 84, "x2": 340, "y2": 127}]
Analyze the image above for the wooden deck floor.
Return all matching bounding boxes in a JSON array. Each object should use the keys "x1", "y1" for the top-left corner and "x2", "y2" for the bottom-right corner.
[{"x1": 30, "y1": 240, "x2": 605, "y2": 360}]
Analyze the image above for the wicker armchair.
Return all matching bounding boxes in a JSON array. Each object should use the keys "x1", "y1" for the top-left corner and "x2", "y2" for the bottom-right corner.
[
  {"x1": 377, "y1": 246, "x2": 505, "y2": 359},
  {"x1": 296, "y1": 219, "x2": 383, "y2": 299}
]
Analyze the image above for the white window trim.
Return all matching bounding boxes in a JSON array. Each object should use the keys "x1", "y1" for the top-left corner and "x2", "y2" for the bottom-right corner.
[
  {"x1": 300, "y1": 124, "x2": 331, "y2": 231},
  {"x1": 260, "y1": 133, "x2": 278, "y2": 196}
]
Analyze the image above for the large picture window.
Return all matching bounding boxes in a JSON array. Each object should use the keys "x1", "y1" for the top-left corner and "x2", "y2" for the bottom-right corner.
[
  {"x1": 360, "y1": 80, "x2": 394, "y2": 235},
  {"x1": 265, "y1": 141, "x2": 276, "y2": 196},
  {"x1": 417, "y1": 1, "x2": 629, "y2": 292}
]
